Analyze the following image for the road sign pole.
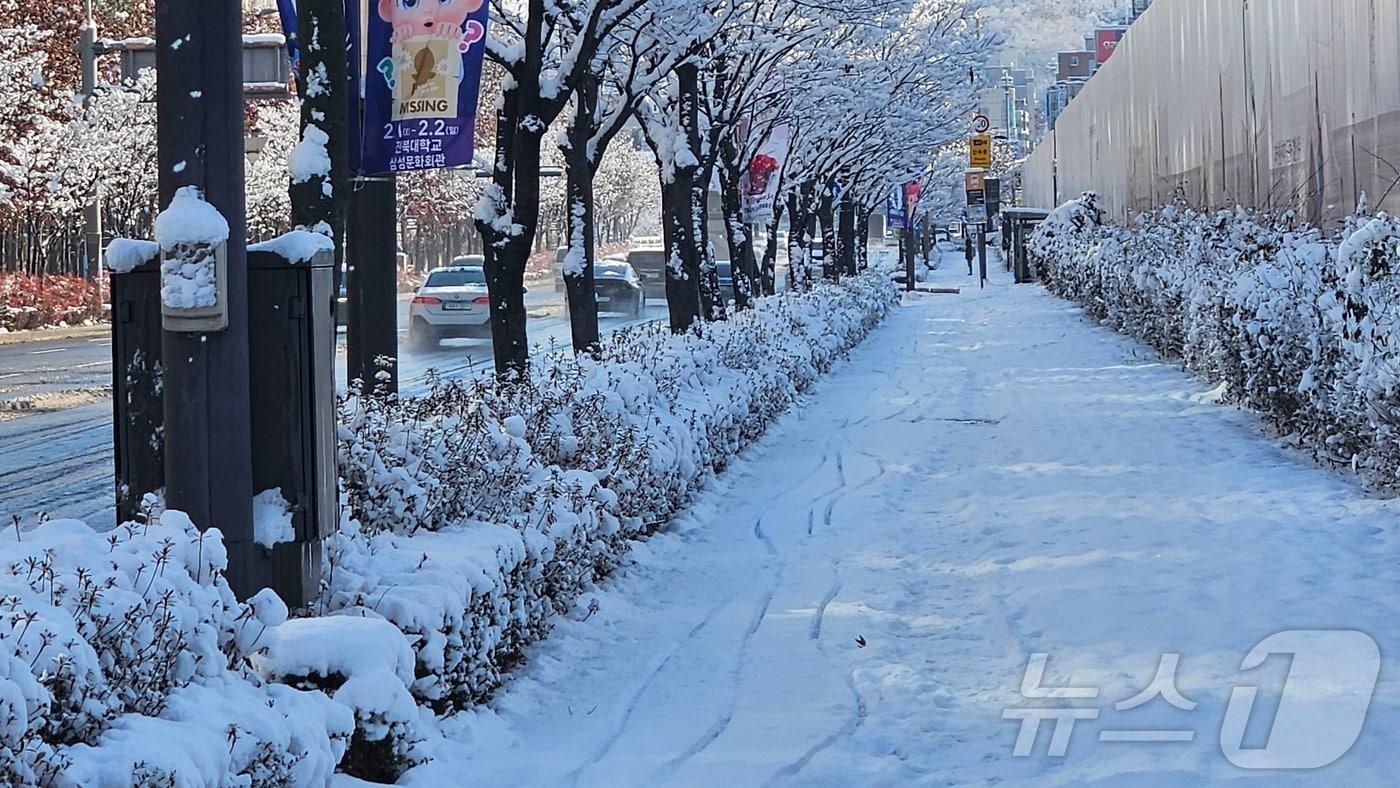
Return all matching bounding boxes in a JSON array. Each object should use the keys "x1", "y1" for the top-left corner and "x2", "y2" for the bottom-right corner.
[{"x1": 978, "y1": 225, "x2": 988, "y2": 289}]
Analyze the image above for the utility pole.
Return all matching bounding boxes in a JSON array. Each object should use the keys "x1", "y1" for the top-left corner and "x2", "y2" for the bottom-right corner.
[
  {"x1": 77, "y1": 2, "x2": 103, "y2": 282},
  {"x1": 346, "y1": 176, "x2": 398, "y2": 394},
  {"x1": 155, "y1": 0, "x2": 257, "y2": 595}
]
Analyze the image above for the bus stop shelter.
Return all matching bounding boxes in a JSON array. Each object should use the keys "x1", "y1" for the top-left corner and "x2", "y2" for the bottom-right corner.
[{"x1": 1002, "y1": 207, "x2": 1052, "y2": 284}]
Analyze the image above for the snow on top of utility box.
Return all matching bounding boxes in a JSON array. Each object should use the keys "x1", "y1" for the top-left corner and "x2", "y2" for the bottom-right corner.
[
  {"x1": 104, "y1": 238, "x2": 159, "y2": 273},
  {"x1": 249, "y1": 229, "x2": 335, "y2": 264}
]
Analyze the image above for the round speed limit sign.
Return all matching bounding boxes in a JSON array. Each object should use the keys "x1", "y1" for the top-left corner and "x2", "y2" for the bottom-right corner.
[{"x1": 972, "y1": 114, "x2": 991, "y2": 134}]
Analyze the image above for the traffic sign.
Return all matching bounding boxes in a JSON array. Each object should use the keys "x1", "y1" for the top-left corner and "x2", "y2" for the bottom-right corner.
[
  {"x1": 970, "y1": 135, "x2": 993, "y2": 168},
  {"x1": 972, "y1": 114, "x2": 991, "y2": 134}
]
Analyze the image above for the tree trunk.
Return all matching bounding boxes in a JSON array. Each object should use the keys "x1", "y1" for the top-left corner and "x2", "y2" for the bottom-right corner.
[
  {"x1": 660, "y1": 62, "x2": 706, "y2": 333},
  {"x1": 761, "y1": 202, "x2": 783, "y2": 295},
  {"x1": 474, "y1": 86, "x2": 536, "y2": 377},
  {"x1": 290, "y1": 0, "x2": 348, "y2": 281},
  {"x1": 857, "y1": 207, "x2": 873, "y2": 270},
  {"x1": 838, "y1": 192, "x2": 857, "y2": 277},
  {"x1": 718, "y1": 158, "x2": 759, "y2": 309},
  {"x1": 819, "y1": 186, "x2": 837, "y2": 281},
  {"x1": 786, "y1": 190, "x2": 811, "y2": 291},
  {"x1": 562, "y1": 78, "x2": 600, "y2": 354},
  {"x1": 696, "y1": 183, "x2": 725, "y2": 321},
  {"x1": 662, "y1": 179, "x2": 702, "y2": 332}
]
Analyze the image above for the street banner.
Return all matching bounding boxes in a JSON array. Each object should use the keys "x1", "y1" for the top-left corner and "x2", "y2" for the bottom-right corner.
[
  {"x1": 741, "y1": 122, "x2": 790, "y2": 223},
  {"x1": 276, "y1": 0, "x2": 300, "y2": 76},
  {"x1": 904, "y1": 181, "x2": 922, "y2": 219},
  {"x1": 361, "y1": 0, "x2": 489, "y2": 174},
  {"x1": 886, "y1": 188, "x2": 906, "y2": 231}
]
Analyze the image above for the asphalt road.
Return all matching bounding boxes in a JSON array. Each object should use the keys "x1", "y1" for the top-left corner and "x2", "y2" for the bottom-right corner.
[
  {"x1": 0, "y1": 331, "x2": 113, "y2": 415},
  {"x1": 0, "y1": 288, "x2": 666, "y2": 529}
]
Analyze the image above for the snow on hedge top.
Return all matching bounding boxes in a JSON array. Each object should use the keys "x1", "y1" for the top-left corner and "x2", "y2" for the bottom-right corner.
[
  {"x1": 153, "y1": 186, "x2": 230, "y2": 251},
  {"x1": 249, "y1": 229, "x2": 335, "y2": 264},
  {"x1": 104, "y1": 238, "x2": 159, "y2": 273},
  {"x1": 259, "y1": 615, "x2": 416, "y2": 686}
]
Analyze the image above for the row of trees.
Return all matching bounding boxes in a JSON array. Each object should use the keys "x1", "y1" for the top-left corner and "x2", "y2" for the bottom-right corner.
[
  {"x1": 0, "y1": 4, "x2": 661, "y2": 278},
  {"x1": 462, "y1": 0, "x2": 995, "y2": 372}
]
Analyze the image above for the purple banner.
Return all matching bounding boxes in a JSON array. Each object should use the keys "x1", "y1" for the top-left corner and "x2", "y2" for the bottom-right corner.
[{"x1": 361, "y1": 0, "x2": 489, "y2": 175}]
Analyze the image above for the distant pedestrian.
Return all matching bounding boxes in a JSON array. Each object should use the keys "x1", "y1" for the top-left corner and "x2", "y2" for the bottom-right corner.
[{"x1": 964, "y1": 230, "x2": 974, "y2": 275}]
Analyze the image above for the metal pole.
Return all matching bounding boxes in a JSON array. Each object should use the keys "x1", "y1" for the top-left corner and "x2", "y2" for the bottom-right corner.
[
  {"x1": 977, "y1": 225, "x2": 988, "y2": 289},
  {"x1": 155, "y1": 0, "x2": 257, "y2": 595},
  {"x1": 346, "y1": 175, "x2": 399, "y2": 394}
]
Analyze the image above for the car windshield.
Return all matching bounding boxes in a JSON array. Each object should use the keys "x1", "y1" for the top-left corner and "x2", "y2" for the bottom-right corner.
[
  {"x1": 598, "y1": 263, "x2": 631, "y2": 277},
  {"x1": 715, "y1": 262, "x2": 731, "y2": 277},
  {"x1": 425, "y1": 269, "x2": 486, "y2": 287}
]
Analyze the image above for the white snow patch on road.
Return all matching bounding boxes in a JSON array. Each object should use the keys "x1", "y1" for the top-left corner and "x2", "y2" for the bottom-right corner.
[{"x1": 408, "y1": 258, "x2": 1400, "y2": 785}]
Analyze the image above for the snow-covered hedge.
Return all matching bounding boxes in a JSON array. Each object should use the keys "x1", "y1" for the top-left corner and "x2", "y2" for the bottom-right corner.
[
  {"x1": 1030, "y1": 193, "x2": 1400, "y2": 480},
  {"x1": 0, "y1": 270, "x2": 895, "y2": 785},
  {"x1": 322, "y1": 271, "x2": 896, "y2": 775},
  {"x1": 0, "y1": 512, "x2": 350, "y2": 786}
]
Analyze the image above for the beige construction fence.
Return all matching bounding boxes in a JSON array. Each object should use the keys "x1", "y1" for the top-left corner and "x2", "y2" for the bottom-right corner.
[{"x1": 1020, "y1": 0, "x2": 1400, "y2": 228}]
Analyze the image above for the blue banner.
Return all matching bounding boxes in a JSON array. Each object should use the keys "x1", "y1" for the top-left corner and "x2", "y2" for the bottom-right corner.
[
  {"x1": 887, "y1": 190, "x2": 906, "y2": 231},
  {"x1": 361, "y1": 0, "x2": 489, "y2": 175},
  {"x1": 276, "y1": 0, "x2": 301, "y2": 77}
]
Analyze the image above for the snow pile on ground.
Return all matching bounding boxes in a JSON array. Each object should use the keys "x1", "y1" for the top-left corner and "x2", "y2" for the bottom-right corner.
[
  {"x1": 0, "y1": 511, "x2": 350, "y2": 785},
  {"x1": 1030, "y1": 193, "x2": 1400, "y2": 482},
  {"x1": 324, "y1": 269, "x2": 897, "y2": 779}
]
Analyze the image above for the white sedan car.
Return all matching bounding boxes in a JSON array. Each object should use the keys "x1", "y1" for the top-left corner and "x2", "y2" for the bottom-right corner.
[{"x1": 408, "y1": 264, "x2": 491, "y2": 349}]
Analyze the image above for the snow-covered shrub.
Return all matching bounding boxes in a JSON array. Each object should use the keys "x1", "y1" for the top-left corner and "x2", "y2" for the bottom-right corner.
[
  {"x1": 1030, "y1": 195, "x2": 1400, "y2": 483},
  {"x1": 0, "y1": 512, "x2": 350, "y2": 786},
  {"x1": 329, "y1": 271, "x2": 898, "y2": 717},
  {"x1": 257, "y1": 615, "x2": 427, "y2": 783}
]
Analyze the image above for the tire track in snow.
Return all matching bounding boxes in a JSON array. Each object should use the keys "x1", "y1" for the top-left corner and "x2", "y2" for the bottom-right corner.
[
  {"x1": 652, "y1": 578, "x2": 780, "y2": 781},
  {"x1": 753, "y1": 516, "x2": 778, "y2": 556},
  {"x1": 809, "y1": 577, "x2": 842, "y2": 641},
  {"x1": 563, "y1": 591, "x2": 740, "y2": 784},
  {"x1": 764, "y1": 668, "x2": 869, "y2": 786}
]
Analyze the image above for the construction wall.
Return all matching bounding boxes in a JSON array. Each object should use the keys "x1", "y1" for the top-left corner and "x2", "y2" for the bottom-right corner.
[{"x1": 1021, "y1": 0, "x2": 1400, "y2": 227}]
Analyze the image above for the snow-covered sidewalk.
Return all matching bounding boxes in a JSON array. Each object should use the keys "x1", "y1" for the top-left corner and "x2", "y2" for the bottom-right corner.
[{"x1": 407, "y1": 259, "x2": 1400, "y2": 786}]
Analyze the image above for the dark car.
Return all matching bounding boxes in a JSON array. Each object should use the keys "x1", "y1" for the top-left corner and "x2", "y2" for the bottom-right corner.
[
  {"x1": 626, "y1": 247, "x2": 668, "y2": 298},
  {"x1": 594, "y1": 258, "x2": 646, "y2": 316},
  {"x1": 714, "y1": 260, "x2": 734, "y2": 302}
]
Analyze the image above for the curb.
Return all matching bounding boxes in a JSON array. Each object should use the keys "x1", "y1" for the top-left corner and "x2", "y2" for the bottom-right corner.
[{"x1": 0, "y1": 323, "x2": 110, "y2": 346}]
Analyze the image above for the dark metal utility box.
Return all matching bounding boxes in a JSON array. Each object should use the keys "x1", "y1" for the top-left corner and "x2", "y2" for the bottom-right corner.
[
  {"x1": 247, "y1": 247, "x2": 337, "y2": 608},
  {"x1": 111, "y1": 258, "x2": 166, "y2": 524}
]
